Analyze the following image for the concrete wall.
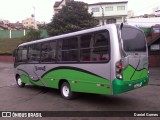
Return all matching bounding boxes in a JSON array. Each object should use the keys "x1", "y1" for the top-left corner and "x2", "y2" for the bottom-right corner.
[
  {"x1": 0, "y1": 29, "x2": 48, "y2": 39},
  {"x1": 149, "y1": 55, "x2": 160, "y2": 67},
  {"x1": 0, "y1": 56, "x2": 14, "y2": 62}
]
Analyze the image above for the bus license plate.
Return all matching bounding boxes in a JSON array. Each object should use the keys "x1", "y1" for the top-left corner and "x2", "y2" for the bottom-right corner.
[{"x1": 134, "y1": 83, "x2": 141, "y2": 88}]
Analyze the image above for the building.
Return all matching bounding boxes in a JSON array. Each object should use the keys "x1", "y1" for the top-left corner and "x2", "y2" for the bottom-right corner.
[
  {"x1": 127, "y1": 10, "x2": 134, "y2": 18},
  {"x1": 88, "y1": 1, "x2": 128, "y2": 25},
  {"x1": 127, "y1": 6, "x2": 160, "y2": 27},
  {"x1": 53, "y1": 1, "x2": 128, "y2": 25},
  {"x1": 0, "y1": 19, "x2": 10, "y2": 30},
  {"x1": 147, "y1": 25, "x2": 160, "y2": 67},
  {"x1": 8, "y1": 22, "x2": 24, "y2": 30},
  {"x1": 22, "y1": 18, "x2": 38, "y2": 29},
  {"x1": 54, "y1": 0, "x2": 73, "y2": 14},
  {"x1": 0, "y1": 20, "x2": 25, "y2": 30},
  {"x1": 153, "y1": 6, "x2": 160, "y2": 16},
  {"x1": 0, "y1": 21, "x2": 6, "y2": 30},
  {"x1": 127, "y1": 15, "x2": 160, "y2": 27}
]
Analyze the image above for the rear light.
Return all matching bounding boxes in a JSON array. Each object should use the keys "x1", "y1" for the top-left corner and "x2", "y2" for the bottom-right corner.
[{"x1": 116, "y1": 60, "x2": 123, "y2": 80}]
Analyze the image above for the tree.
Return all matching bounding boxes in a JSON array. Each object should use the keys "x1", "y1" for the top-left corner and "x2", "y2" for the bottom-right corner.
[
  {"x1": 47, "y1": 1, "x2": 98, "y2": 36},
  {"x1": 21, "y1": 29, "x2": 42, "y2": 42}
]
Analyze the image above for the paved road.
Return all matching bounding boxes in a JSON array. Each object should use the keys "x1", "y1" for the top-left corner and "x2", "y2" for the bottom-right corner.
[{"x1": 0, "y1": 62, "x2": 160, "y2": 119}]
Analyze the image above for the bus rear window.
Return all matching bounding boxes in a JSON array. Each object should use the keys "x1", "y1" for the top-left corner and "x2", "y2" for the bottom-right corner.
[{"x1": 121, "y1": 26, "x2": 146, "y2": 52}]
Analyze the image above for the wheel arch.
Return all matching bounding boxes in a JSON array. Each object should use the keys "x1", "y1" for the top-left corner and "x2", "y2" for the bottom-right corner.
[
  {"x1": 58, "y1": 79, "x2": 69, "y2": 89},
  {"x1": 15, "y1": 74, "x2": 20, "y2": 80}
]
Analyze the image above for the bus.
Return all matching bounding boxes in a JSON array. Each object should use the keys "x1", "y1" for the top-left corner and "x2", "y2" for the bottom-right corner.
[{"x1": 13, "y1": 24, "x2": 149, "y2": 99}]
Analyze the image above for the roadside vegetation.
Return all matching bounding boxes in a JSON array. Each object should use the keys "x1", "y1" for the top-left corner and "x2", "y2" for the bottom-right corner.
[
  {"x1": 21, "y1": 29, "x2": 42, "y2": 42},
  {"x1": 0, "y1": 29, "x2": 43, "y2": 55},
  {"x1": 0, "y1": 38, "x2": 22, "y2": 55},
  {"x1": 47, "y1": 1, "x2": 98, "y2": 36}
]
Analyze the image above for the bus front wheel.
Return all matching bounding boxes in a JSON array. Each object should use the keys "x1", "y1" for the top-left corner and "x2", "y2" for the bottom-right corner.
[
  {"x1": 60, "y1": 82, "x2": 75, "y2": 100},
  {"x1": 16, "y1": 76, "x2": 25, "y2": 87}
]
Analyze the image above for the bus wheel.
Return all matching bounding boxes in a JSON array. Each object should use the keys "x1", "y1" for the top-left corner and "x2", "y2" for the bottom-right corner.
[
  {"x1": 16, "y1": 76, "x2": 25, "y2": 87},
  {"x1": 60, "y1": 82, "x2": 74, "y2": 100}
]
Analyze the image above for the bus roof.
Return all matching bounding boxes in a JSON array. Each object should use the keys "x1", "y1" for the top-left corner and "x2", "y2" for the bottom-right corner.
[{"x1": 18, "y1": 24, "x2": 116, "y2": 47}]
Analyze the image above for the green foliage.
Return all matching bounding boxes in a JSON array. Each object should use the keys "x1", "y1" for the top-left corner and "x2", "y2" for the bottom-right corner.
[
  {"x1": 47, "y1": 1, "x2": 98, "y2": 36},
  {"x1": 0, "y1": 51, "x2": 12, "y2": 55},
  {"x1": 140, "y1": 27, "x2": 152, "y2": 37},
  {"x1": 0, "y1": 38, "x2": 22, "y2": 55},
  {"x1": 21, "y1": 29, "x2": 42, "y2": 42}
]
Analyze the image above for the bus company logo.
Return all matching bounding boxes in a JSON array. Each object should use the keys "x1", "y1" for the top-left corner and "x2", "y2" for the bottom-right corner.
[
  {"x1": 35, "y1": 66, "x2": 46, "y2": 71},
  {"x1": 2, "y1": 112, "x2": 11, "y2": 117}
]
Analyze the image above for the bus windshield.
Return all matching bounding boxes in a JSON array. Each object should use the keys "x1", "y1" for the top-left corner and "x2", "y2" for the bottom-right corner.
[{"x1": 121, "y1": 26, "x2": 146, "y2": 52}]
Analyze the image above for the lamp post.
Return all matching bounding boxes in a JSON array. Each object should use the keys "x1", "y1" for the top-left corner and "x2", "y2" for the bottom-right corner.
[
  {"x1": 32, "y1": 6, "x2": 36, "y2": 29},
  {"x1": 100, "y1": 6, "x2": 105, "y2": 25}
]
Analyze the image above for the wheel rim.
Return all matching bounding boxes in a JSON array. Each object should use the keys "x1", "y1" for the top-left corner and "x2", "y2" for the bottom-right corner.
[
  {"x1": 17, "y1": 78, "x2": 22, "y2": 86},
  {"x1": 62, "y1": 86, "x2": 70, "y2": 97}
]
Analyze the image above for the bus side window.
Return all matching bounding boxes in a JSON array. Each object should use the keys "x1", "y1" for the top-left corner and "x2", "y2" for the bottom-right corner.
[
  {"x1": 16, "y1": 48, "x2": 22, "y2": 62},
  {"x1": 80, "y1": 30, "x2": 110, "y2": 62},
  {"x1": 41, "y1": 41, "x2": 56, "y2": 63},
  {"x1": 80, "y1": 34, "x2": 92, "y2": 62},
  {"x1": 92, "y1": 31, "x2": 110, "y2": 62},
  {"x1": 28, "y1": 44, "x2": 41, "y2": 63},
  {"x1": 16, "y1": 46, "x2": 28, "y2": 63},
  {"x1": 58, "y1": 37, "x2": 78, "y2": 62},
  {"x1": 13, "y1": 49, "x2": 17, "y2": 57}
]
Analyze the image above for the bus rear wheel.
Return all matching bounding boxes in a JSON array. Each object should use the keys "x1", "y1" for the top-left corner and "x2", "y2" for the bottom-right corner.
[
  {"x1": 60, "y1": 82, "x2": 75, "y2": 100},
  {"x1": 16, "y1": 76, "x2": 25, "y2": 87}
]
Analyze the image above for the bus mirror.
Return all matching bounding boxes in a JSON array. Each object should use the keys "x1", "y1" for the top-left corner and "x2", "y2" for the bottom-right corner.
[
  {"x1": 12, "y1": 49, "x2": 17, "y2": 57},
  {"x1": 120, "y1": 23, "x2": 123, "y2": 30}
]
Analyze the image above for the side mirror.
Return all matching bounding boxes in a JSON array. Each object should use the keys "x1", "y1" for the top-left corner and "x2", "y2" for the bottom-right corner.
[
  {"x1": 120, "y1": 23, "x2": 123, "y2": 30},
  {"x1": 12, "y1": 49, "x2": 17, "y2": 57}
]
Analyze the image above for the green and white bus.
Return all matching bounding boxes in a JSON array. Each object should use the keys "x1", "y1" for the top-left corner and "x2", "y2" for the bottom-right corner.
[{"x1": 14, "y1": 24, "x2": 149, "y2": 99}]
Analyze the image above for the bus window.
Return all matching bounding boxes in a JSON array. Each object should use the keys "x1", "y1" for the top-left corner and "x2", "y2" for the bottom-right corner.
[
  {"x1": 62, "y1": 37, "x2": 78, "y2": 50},
  {"x1": 92, "y1": 31, "x2": 110, "y2": 62},
  {"x1": 80, "y1": 30, "x2": 110, "y2": 62},
  {"x1": 62, "y1": 50, "x2": 78, "y2": 61},
  {"x1": 16, "y1": 46, "x2": 28, "y2": 63},
  {"x1": 28, "y1": 43, "x2": 41, "y2": 63},
  {"x1": 121, "y1": 26, "x2": 146, "y2": 52},
  {"x1": 41, "y1": 41, "x2": 56, "y2": 62},
  {"x1": 80, "y1": 34, "x2": 92, "y2": 61},
  {"x1": 80, "y1": 49, "x2": 90, "y2": 61},
  {"x1": 58, "y1": 37, "x2": 78, "y2": 62}
]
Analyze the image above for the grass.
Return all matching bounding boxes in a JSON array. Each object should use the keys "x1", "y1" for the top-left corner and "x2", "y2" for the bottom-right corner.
[{"x1": 0, "y1": 38, "x2": 23, "y2": 55}]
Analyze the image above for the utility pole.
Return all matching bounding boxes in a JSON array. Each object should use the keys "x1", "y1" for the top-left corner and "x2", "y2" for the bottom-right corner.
[
  {"x1": 100, "y1": 6, "x2": 104, "y2": 25},
  {"x1": 32, "y1": 6, "x2": 36, "y2": 29}
]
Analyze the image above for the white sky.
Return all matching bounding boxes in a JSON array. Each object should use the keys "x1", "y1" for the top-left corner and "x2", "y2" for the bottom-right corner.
[{"x1": 0, "y1": 0, "x2": 160, "y2": 23}]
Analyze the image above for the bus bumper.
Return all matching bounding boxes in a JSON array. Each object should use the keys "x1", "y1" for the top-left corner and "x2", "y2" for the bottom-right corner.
[{"x1": 112, "y1": 76, "x2": 149, "y2": 94}]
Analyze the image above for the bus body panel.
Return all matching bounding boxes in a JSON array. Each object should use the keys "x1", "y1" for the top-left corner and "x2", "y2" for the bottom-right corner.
[
  {"x1": 14, "y1": 24, "x2": 149, "y2": 96},
  {"x1": 112, "y1": 25, "x2": 149, "y2": 94},
  {"x1": 16, "y1": 63, "x2": 112, "y2": 95}
]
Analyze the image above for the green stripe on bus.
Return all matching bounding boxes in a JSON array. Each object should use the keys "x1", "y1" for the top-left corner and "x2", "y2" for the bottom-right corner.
[
  {"x1": 122, "y1": 65, "x2": 148, "y2": 81},
  {"x1": 42, "y1": 69, "x2": 111, "y2": 95},
  {"x1": 19, "y1": 68, "x2": 112, "y2": 95},
  {"x1": 20, "y1": 74, "x2": 43, "y2": 86}
]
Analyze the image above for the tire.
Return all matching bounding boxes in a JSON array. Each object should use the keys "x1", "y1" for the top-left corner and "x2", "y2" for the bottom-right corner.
[
  {"x1": 60, "y1": 82, "x2": 75, "y2": 100},
  {"x1": 16, "y1": 76, "x2": 25, "y2": 87}
]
